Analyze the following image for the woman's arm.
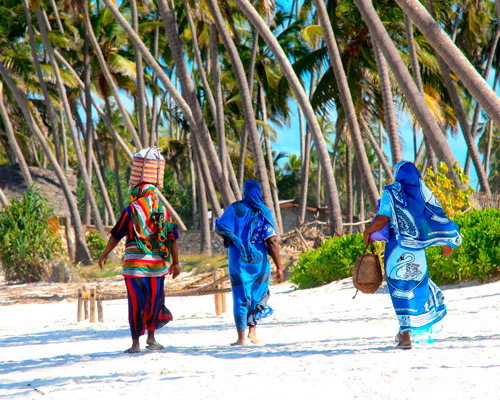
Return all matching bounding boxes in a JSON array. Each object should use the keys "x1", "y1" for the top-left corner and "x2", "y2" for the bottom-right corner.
[
  {"x1": 265, "y1": 235, "x2": 283, "y2": 283},
  {"x1": 363, "y1": 215, "x2": 390, "y2": 245},
  {"x1": 169, "y1": 240, "x2": 180, "y2": 279},
  {"x1": 99, "y1": 235, "x2": 119, "y2": 269}
]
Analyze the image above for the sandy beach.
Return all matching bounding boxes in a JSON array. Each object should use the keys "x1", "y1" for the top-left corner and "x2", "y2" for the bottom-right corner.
[{"x1": 1, "y1": 276, "x2": 499, "y2": 400}]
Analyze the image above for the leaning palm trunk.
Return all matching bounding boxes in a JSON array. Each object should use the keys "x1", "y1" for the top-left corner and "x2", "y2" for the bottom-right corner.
[
  {"x1": 259, "y1": 86, "x2": 283, "y2": 235},
  {"x1": 0, "y1": 84, "x2": 33, "y2": 187},
  {"x1": 35, "y1": 6, "x2": 106, "y2": 236},
  {"x1": 484, "y1": 69, "x2": 500, "y2": 178},
  {"x1": 371, "y1": 39, "x2": 401, "y2": 164},
  {"x1": 237, "y1": 30, "x2": 260, "y2": 190},
  {"x1": 394, "y1": 0, "x2": 500, "y2": 128},
  {"x1": 206, "y1": 0, "x2": 275, "y2": 217},
  {"x1": 103, "y1": 0, "x2": 235, "y2": 207},
  {"x1": 130, "y1": 0, "x2": 148, "y2": 145},
  {"x1": 313, "y1": 0, "x2": 379, "y2": 212},
  {"x1": 424, "y1": 0, "x2": 491, "y2": 193},
  {"x1": 354, "y1": 0, "x2": 461, "y2": 184},
  {"x1": 81, "y1": 1, "x2": 142, "y2": 150},
  {"x1": 359, "y1": 117, "x2": 394, "y2": 181},
  {"x1": 23, "y1": 0, "x2": 63, "y2": 166},
  {"x1": 0, "y1": 61, "x2": 92, "y2": 264},
  {"x1": 346, "y1": 138, "x2": 353, "y2": 235},
  {"x1": 235, "y1": 0, "x2": 343, "y2": 234},
  {"x1": 193, "y1": 142, "x2": 212, "y2": 255}
]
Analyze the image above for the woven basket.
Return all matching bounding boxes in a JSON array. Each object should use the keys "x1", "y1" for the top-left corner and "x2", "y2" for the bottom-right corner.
[
  {"x1": 128, "y1": 147, "x2": 165, "y2": 188},
  {"x1": 352, "y1": 244, "x2": 383, "y2": 295}
]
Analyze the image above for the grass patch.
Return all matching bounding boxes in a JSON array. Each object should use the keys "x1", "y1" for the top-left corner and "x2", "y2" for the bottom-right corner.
[
  {"x1": 78, "y1": 261, "x2": 123, "y2": 280},
  {"x1": 179, "y1": 254, "x2": 229, "y2": 274}
]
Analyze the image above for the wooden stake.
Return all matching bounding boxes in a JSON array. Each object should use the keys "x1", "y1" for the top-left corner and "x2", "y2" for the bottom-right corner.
[
  {"x1": 218, "y1": 269, "x2": 227, "y2": 313},
  {"x1": 97, "y1": 295, "x2": 103, "y2": 322},
  {"x1": 77, "y1": 288, "x2": 83, "y2": 322},
  {"x1": 213, "y1": 270, "x2": 222, "y2": 316},
  {"x1": 89, "y1": 287, "x2": 96, "y2": 323},
  {"x1": 83, "y1": 285, "x2": 89, "y2": 320}
]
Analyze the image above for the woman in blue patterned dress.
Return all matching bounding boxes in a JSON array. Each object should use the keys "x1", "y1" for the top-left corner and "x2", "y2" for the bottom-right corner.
[
  {"x1": 215, "y1": 180, "x2": 283, "y2": 346},
  {"x1": 363, "y1": 161, "x2": 461, "y2": 349}
]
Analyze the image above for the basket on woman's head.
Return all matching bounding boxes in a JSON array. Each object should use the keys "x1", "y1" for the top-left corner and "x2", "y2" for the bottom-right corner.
[{"x1": 129, "y1": 147, "x2": 165, "y2": 188}]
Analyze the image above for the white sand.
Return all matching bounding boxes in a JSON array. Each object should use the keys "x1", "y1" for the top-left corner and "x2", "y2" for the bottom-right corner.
[{"x1": 1, "y1": 277, "x2": 499, "y2": 400}]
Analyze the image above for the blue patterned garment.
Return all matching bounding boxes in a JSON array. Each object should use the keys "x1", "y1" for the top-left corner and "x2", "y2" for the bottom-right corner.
[
  {"x1": 378, "y1": 161, "x2": 461, "y2": 334},
  {"x1": 214, "y1": 180, "x2": 277, "y2": 331}
]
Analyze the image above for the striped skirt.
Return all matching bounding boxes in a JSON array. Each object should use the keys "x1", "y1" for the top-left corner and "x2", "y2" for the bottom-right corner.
[{"x1": 124, "y1": 276, "x2": 173, "y2": 338}]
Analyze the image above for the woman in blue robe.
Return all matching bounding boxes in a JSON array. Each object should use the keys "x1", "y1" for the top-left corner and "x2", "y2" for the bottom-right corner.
[
  {"x1": 363, "y1": 161, "x2": 462, "y2": 349},
  {"x1": 215, "y1": 180, "x2": 283, "y2": 346}
]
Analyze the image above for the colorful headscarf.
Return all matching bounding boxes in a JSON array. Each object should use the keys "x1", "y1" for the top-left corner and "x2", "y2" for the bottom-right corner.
[
  {"x1": 215, "y1": 180, "x2": 275, "y2": 263},
  {"x1": 384, "y1": 161, "x2": 462, "y2": 250},
  {"x1": 130, "y1": 183, "x2": 175, "y2": 260}
]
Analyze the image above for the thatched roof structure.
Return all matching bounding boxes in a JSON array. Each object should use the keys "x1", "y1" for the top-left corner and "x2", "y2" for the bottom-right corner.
[{"x1": 0, "y1": 165, "x2": 77, "y2": 218}]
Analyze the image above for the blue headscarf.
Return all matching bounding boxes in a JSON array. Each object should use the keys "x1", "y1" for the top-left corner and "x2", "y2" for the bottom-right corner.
[
  {"x1": 384, "y1": 161, "x2": 462, "y2": 250},
  {"x1": 215, "y1": 180, "x2": 276, "y2": 263}
]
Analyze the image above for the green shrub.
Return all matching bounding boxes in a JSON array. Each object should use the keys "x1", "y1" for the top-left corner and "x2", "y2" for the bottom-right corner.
[
  {"x1": 0, "y1": 187, "x2": 62, "y2": 282},
  {"x1": 290, "y1": 209, "x2": 500, "y2": 290},
  {"x1": 290, "y1": 233, "x2": 368, "y2": 289},
  {"x1": 427, "y1": 208, "x2": 500, "y2": 284},
  {"x1": 86, "y1": 230, "x2": 107, "y2": 261}
]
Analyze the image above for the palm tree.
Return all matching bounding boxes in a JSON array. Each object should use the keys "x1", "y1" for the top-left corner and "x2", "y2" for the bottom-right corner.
[
  {"x1": 353, "y1": 0, "x2": 461, "y2": 184},
  {"x1": 235, "y1": 0, "x2": 343, "y2": 234},
  {"x1": 0, "y1": 60, "x2": 92, "y2": 264},
  {"x1": 394, "y1": 0, "x2": 500, "y2": 129}
]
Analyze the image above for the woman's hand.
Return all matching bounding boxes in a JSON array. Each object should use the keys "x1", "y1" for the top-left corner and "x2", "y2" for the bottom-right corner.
[
  {"x1": 363, "y1": 231, "x2": 372, "y2": 245},
  {"x1": 276, "y1": 267, "x2": 283, "y2": 284},
  {"x1": 441, "y1": 245, "x2": 453, "y2": 257},
  {"x1": 169, "y1": 263, "x2": 180, "y2": 279},
  {"x1": 98, "y1": 255, "x2": 107, "y2": 270}
]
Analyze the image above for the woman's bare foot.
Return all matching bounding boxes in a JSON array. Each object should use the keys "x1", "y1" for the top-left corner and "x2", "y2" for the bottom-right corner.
[
  {"x1": 146, "y1": 331, "x2": 164, "y2": 350},
  {"x1": 247, "y1": 326, "x2": 259, "y2": 344},
  {"x1": 125, "y1": 338, "x2": 141, "y2": 353},
  {"x1": 231, "y1": 330, "x2": 246, "y2": 346}
]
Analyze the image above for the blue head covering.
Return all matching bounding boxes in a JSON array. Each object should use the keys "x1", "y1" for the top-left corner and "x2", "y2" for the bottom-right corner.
[
  {"x1": 384, "y1": 161, "x2": 461, "y2": 250},
  {"x1": 214, "y1": 180, "x2": 275, "y2": 263}
]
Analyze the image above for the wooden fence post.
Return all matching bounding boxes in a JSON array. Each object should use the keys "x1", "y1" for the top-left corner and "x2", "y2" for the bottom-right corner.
[
  {"x1": 77, "y1": 288, "x2": 83, "y2": 322},
  {"x1": 218, "y1": 269, "x2": 227, "y2": 313},
  {"x1": 214, "y1": 270, "x2": 222, "y2": 316},
  {"x1": 97, "y1": 295, "x2": 104, "y2": 322},
  {"x1": 83, "y1": 285, "x2": 89, "y2": 320},
  {"x1": 89, "y1": 287, "x2": 96, "y2": 323}
]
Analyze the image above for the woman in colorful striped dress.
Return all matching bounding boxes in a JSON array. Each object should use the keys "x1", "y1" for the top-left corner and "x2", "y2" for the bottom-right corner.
[{"x1": 99, "y1": 183, "x2": 180, "y2": 353}]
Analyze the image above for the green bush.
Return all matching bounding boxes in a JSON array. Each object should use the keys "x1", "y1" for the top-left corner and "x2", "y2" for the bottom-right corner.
[
  {"x1": 290, "y1": 209, "x2": 500, "y2": 290},
  {"x1": 86, "y1": 230, "x2": 107, "y2": 261},
  {"x1": 0, "y1": 187, "x2": 62, "y2": 282},
  {"x1": 290, "y1": 233, "x2": 367, "y2": 289},
  {"x1": 427, "y1": 208, "x2": 500, "y2": 284}
]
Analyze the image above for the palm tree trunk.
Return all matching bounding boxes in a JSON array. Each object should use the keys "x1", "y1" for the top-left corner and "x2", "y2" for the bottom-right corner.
[
  {"x1": 379, "y1": 121, "x2": 383, "y2": 193},
  {"x1": 484, "y1": 69, "x2": 500, "y2": 179},
  {"x1": 81, "y1": 1, "x2": 142, "y2": 150},
  {"x1": 49, "y1": 0, "x2": 65, "y2": 33},
  {"x1": 193, "y1": 139, "x2": 212, "y2": 255},
  {"x1": 209, "y1": 25, "x2": 228, "y2": 180},
  {"x1": 0, "y1": 60, "x2": 92, "y2": 264},
  {"x1": 150, "y1": 18, "x2": 160, "y2": 146},
  {"x1": 35, "y1": 6, "x2": 106, "y2": 236},
  {"x1": 113, "y1": 0, "x2": 234, "y2": 207},
  {"x1": 423, "y1": 0, "x2": 491, "y2": 193},
  {"x1": 346, "y1": 138, "x2": 353, "y2": 235},
  {"x1": 259, "y1": 86, "x2": 283, "y2": 235},
  {"x1": 316, "y1": 164, "x2": 322, "y2": 208},
  {"x1": 354, "y1": 0, "x2": 461, "y2": 184},
  {"x1": 359, "y1": 117, "x2": 394, "y2": 180},
  {"x1": 355, "y1": 156, "x2": 366, "y2": 232},
  {"x1": 313, "y1": 0, "x2": 380, "y2": 212},
  {"x1": 0, "y1": 187, "x2": 9, "y2": 208},
  {"x1": 0, "y1": 83, "x2": 33, "y2": 187},
  {"x1": 371, "y1": 38, "x2": 401, "y2": 164},
  {"x1": 237, "y1": 30, "x2": 259, "y2": 190},
  {"x1": 188, "y1": 139, "x2": 198, "y2": 230},
  {"x1": 83, "y1": 35, "x2": 93, "y2": 225},
  {"x1": 61, "y1": 109, "x2": 68, "y2": 170},
  {"x1": 130, "y1": 0, "x2": 148, "y2": 146},
  {"x1": 23, "y1": 0, "x2": 63, "y2": 166},
  {"x1": 394, "y1": 0, "x2": 500, "y2": 129},
  {"x1": 236, "y1": 0, "x2": 343, "y2": 234},
  {"x1": 206, "y1": 0, "x2": 275, "y2": 216}
]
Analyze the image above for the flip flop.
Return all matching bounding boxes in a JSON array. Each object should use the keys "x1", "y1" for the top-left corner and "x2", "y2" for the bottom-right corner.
[
  {"x1": 146, "y1": 343, "x2": 164, "y2": 351},
  {"x1": 396, "y1": 342, "x2": 412, "y2": 350},
  {"x1": 124, "y1": 348, "x2": 140, "y2": 354}
]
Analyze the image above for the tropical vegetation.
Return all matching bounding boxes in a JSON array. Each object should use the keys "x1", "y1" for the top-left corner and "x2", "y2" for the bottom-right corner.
[{"x1": 0, "y1": 0, "x2": 499, "y2": 276}]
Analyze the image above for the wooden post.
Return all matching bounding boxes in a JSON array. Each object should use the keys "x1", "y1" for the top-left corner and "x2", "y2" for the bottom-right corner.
[
  {"x1": 97, "y1": 295, "x2": 104, "y2": 322},
  {"x1": 77, "y1": 288, "x2": 83, "y2": 322},
  {"x1": 89, "y1": 287, "x2": 96, "y2": 323},
  {"x1": 213, "y1": 270, "x2": 222, "y2": 316},
  {"x1": 218, "y1": 269, "x2": 227, "y2": 313},
  {"x1": 83, "y1": 285, "x2": 89, "y2": 320}
]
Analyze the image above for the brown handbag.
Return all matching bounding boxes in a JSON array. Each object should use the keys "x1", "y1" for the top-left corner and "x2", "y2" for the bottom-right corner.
[{"x1": 352, "y1": 243, "x2": 383, "y2": 298}]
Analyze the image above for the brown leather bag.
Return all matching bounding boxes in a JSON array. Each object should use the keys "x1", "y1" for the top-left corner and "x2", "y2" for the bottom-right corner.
[{"x1": 352, "y1": 244, "x2": 383, "y2": 297}]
